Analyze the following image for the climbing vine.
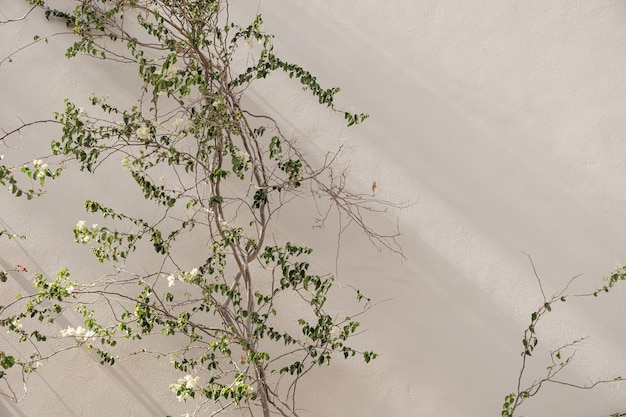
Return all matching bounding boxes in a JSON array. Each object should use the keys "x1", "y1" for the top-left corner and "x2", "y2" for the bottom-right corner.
[
  {"x1": 503, "y1": 258, "x2": 626, "y2": 417},
  {"x1": 0, "y1": 1, "x2": 400, "y2": 416}
]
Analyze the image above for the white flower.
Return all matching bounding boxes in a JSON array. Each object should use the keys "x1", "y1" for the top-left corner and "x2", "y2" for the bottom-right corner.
[
  {"x1": 212, "y1": 96, "x2": 224, "y2": 109},
  {"x1": 233, "y1": 379, "x2": 254, "y2": 395},
  {"x1": 0, "y1": 154, "x2": 4, "y2": 160},
  {"x1": 136, "y1": 125, "x2": 151, "y2": 140},
  {"x1": 121, "y1": 156, "x2": 130, "y2": 169},
  {"x1": 75, "y1": 220, "x2": 86, "y2": 229},
  {"x1": 170, "y1": 374, "x2": 199, "y2": 402},
  {"x1": 172, "y1": 118, "x2": 192, "y2": 139},
  {"x1": 33, "y1": 159, "x2": 42, "y2": 167},
  {"x1": 178, "y1": 268, "x2": 200, "y2": 283},
  {"x1": 182, "y1": 374, "x2": 198, "y2": 389},
  {"x1": 66, "y1": 285, "x2": 76, "y2": 294},
  {"x1": 330, "y1": 325, "x2": 342, "y2": 339},
  {"x1": 172, "y1": 118, "x2": 185, "y2": 130},
  {"x1": 92, "y1": 224, "x2": 98, "y2": 229},
  {"x1": 235, "y1": 149, "x2": 251, "y2": 170},
  {"x1": 60, "y1": 325, "x2": 95, "y2": 342},
  {"x1": 245, "y1": 38, "x2": 254, "y2": 49},
  {"x1": 167, "y1": 275, "x2": 176, "y2": 287},
  {"x1": 160, "y1": 66, "x2": 179, "y2": 81}
]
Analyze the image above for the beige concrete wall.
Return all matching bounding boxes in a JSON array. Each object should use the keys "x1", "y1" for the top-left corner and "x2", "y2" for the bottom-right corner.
[{"x1": 2, "y1": 1, "x2": 626, "y2": 416}]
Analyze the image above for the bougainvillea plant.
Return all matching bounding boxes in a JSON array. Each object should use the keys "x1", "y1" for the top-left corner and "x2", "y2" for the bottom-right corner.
[{"x1": 0, "y1": 1, "x2": 402, "y2": 416}]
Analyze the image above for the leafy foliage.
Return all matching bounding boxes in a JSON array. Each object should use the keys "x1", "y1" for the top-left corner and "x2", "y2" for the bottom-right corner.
[
  {"x1": 0, "y1": 1, "x2": 397, "y2": 415},
  {"x1": 503, "y1": 263, "x2": 626, "y2": 417}
]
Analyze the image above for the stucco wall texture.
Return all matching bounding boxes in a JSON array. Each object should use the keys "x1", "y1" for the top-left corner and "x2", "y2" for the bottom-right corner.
[{"x1": 3, "y1": 1, "x2": 626, "y2": 416}]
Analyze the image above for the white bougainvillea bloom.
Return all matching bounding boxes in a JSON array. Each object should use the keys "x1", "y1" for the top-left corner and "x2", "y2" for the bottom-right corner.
[
  {"x1": 75, "y1": 220, "x2": 86, "y2": 229},
  {"x1": 330, "y1": 325, "x2": 342, "y2": 339},
  {"x1": 136, "y1": 125, "x2": 151, "y2": 140},
  {"x1": 172, "y1": 118, "x2": 192, "y2": 139},
  {"x1": 169, "y1": 374, "x2": 199, "y2": 401},
  {"x1": 235, "y1": 149, "x2": 251, "y2": 169},
  {"x1": 167, "y1": 275, "x2": 176, "y2": 287},
  {"x1": 177, "y1": 268, "x2": 200, "y2": 283},
  {"x1": 60, "y1": 326, "x2": 74, "y2": 337},
  {"x1": 182, "y1": 374, "x2": 199, "y2": 389},
  {"x1": 172, "y1": 118, "x2": 186, "y2": 130},
  {"x1": 158, "y1": 66, "x2": 179, "y2": 81},
  {"x1": 212, "y1": 96, "x2": 224, "y2": 109},
  {"x1": 121, "y1": 156, "x2": 130, "y2": 169},
  {"x1": 60, "y1": 325, "x2": 95, "y2": 342},
  {"x1": 9, "y1": 319, "x2": 23, "y2": 332}
]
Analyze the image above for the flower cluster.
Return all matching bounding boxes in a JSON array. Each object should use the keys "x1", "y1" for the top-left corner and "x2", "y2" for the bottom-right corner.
[
  {"x1": 155, "y1": 65, "x2": 179, "y2": 81},
  {"x1": 77, "y1": 107, "x2": 87, "y2": 121},
  {"x1": 211, "y1": 95, "x2": 225, "y2": 110},
  {"x1": 32, "y1": 159, "x2": 48, "y2": 179},
  {"x1": 167, "y1": 268, "x2": 200, "y2": 287},
  {"x1": 136, "y1": 124, "x2": 151, "y2": 140},
  {"x1": 172, "y1": 118, "x2": 193, "y2": 139},
  {"x1": 74, "y1": 220, "x2": 99, "y2": 244},
  {"x1": 233, "y1": 378, "x2": 254, "y2": 396},
  {"x1": 60, "y1": 325, "x2": 95, "y2": 343},
  {"x1": 169, "y1": 374, "x2": 199, "y2": 402},
  {"x1": 7, "y1": 319, "x2": 23, "y2": 334},
  {"x1": 19, "y1": 158, "x2": 56, "y2": 186},
  {"x1": 234, "y1": 149, "x2": 252, "y2": 170}
]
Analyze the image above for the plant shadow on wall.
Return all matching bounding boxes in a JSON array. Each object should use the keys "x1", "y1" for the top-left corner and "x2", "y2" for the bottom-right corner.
[{"x1": 0, "y1": 1, "x2": 402, "y2": 417}]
